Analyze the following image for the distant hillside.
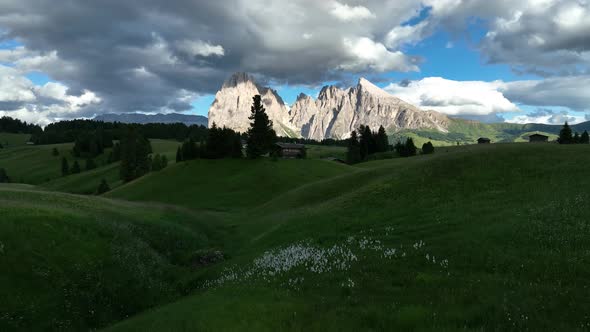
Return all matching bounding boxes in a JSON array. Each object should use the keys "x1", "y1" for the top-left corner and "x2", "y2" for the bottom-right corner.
[
  {"x1": 95, "y1": 113, "x2": 208, "y2": 126},
  {"x1": 393, "y1": 118, "x2": 590, "y2": 146}
]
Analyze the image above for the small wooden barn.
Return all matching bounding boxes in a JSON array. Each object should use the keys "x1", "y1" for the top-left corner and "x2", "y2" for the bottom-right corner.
[
  {"x1": 477, "y1": 137, "x2": 491, "y2": 144},
  {"x1": 273, "y1": 143, "x2": 306, "y2": 159},
  {"x1": 529, "y1": 133, "x2": 549, "y2": 143}
]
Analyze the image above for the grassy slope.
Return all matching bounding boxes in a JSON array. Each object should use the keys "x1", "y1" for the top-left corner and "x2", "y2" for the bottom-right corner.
[
  {"x1": 0, "y1": 184, "x2": 219, "y2": 331},
  {"x1": 0, "y1": 133, "x2": 30, "y2": 148},
  {"x1": 106, "y1": 143, "x2": 590, "y2": 331},
  {"x1": 396, "y1": 119, "x2": 590, "y2": 146},
  {"x1": 40, "y1": 139, "x2": 180, "y2": 194},
  {"x1": 107, "y1": 158, "x2": 354, "y2": 212},
  {"x1": 0, "y1": 139, "x2": 179, "y2": 193}
]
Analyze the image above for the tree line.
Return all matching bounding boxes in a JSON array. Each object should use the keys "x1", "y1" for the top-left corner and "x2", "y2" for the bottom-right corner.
[
  {"x1": 29, "y1": 119, "x2": 208, "y2": 145},
  {"x1": 346, "y1": 125, "x2": 434, "y2": 164},
  {"x1": 0, "y1": 116, "x2": 42, "y2": 134},
  {"x1": 559, "y1": 122, "x2": 590, "y2": 144}
]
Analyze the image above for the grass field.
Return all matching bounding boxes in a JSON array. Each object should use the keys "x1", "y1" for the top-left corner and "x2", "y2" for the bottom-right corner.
[
  {"x1": 0, "y1": 139, "x2": 180, "y2": 192},
  {"x1": 3, "y1": 142, "x2": 590, "y2": 331},
  {"x1": 0, "y1": 133, "x2": 31, "y2": 148}
]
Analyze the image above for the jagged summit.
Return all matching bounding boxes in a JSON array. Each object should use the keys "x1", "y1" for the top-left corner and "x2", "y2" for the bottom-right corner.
[
  {"x1": 222, "y1": 72, "x2": 256, "y2": 88},
  {"x1": 356, "y1": 77, "x2": 395, "y2": 99}
]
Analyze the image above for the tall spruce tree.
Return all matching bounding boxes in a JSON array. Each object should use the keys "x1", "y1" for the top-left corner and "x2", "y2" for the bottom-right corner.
[
  {"x1": 176, "y1": 146, "x2": 182, "y2": 162},
  {"x1": 70, "y1": 160, "x2": 81, "y2": 174},
  {"x1": 246, "y1": 95, "x2": 276, "y2": 159},
  {"x1": 574, "y1": 132, "x2": 581, "y2": 144},
  {"x1": 61, "y1": 157, "x2": 69, "y2": 176},
  {"x1": 558, "y1": 122, "x2": 573, "y2": 144},
  {"x1": 375, "y1": 125, "x2": 389, "y2": 153},
  {"x1": 359, "y1": 125, "x2": 376, "y2": 160},
  {"x1": 422, "y1": 141, "x2": 435, "y2": 154},
  {"x1": 581, "y1": 130, "x2": 590, "y2": 144},
  {"x1": 0, "y1": 168, "x2": 10, "y2": 183},
  {"x1": 405, "y1": 138, "x2": 417, "y2": 156},
  {"x1": 119, "y1": 128, "x2": 151, "y2": 182},
  {"x1": 96, "y1": 179, "x2": 111, "y2": 194},
  {"x1": 346, "y1": 130, "x2": 362, "y2": 164}
]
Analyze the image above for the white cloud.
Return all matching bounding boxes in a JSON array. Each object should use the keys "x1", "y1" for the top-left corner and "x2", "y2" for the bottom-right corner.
[
  {"x1": 176, "y1": 40, "x2": 225, "y2": 57},
  {"x1": 340, "y1": 37, "x2": 419, "y2": 72},
  {"x1": 330, "y1": 1, "x2": 375, "y2": 22},
  {"x1": 385, "y1": 21, "x2": 428, "y2": 48},
  {"x1": 0, "y1": 65, "x2": 101, "y2": 125},
  {"x1": 508, "y1": 109, "x2": 587, "y2": 125},
  {"x1": 384, "y1": 77, "x2": 520, "y2": 116},
  {"x1": 501, "y1": 75, "x2": 590, "y2": 111}
]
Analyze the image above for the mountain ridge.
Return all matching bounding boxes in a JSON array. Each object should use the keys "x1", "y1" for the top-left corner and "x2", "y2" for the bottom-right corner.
[{"x1": 94, "y1": 113, "x2": 207, "y2": 126}]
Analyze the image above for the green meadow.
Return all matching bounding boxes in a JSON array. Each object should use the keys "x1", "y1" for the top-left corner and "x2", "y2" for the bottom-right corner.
[{"x1": 2, "y1": 142, "x2": 590, "y2": 331}]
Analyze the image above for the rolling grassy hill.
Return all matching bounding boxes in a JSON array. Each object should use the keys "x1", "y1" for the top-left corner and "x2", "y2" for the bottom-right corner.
[
  {"x1": 3, "y1": 142, "x2": 590, "y2": 331},
  {"x1": 102, "y1": 143, "x2": 590, "y2": 331},
  {"x1": 0, "y1": 185, "x2": 220, "y2": 331},
  {"x1": 394, "y1": 119, "x2": 590, "y2": 146},
  {"x1": 0, "y1": 133, "x2": 31, "y2": 148},
  {"x1": 107, "y1": 158, "x2": 355, "y2": 212},
  {"x1": 0, "y1": 139, "x2": 180, "y2": 192}
]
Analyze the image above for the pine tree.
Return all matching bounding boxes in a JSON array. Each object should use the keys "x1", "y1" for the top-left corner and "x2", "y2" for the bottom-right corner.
[
  {"x1": 119, "y1": 128, "x2": 151, "y2": 182},
  {"x1": 346, "y1": 130, "x2": 362, "y2": 164},
  {"x1": 581, "y1": 130, "x2": 590, "y2": 144},
  {"x1": 558, "y1": 122, "x2": 573, "y2": 144},
  {"x1": 176, "y1": 146, "x2": 182, "y2": 162},
  {"x1": 359, "y1": 125, "x2": 372, "y2": 161},
  {"x1": 152, "y1": 154, "x2": 162, "y2": 171},
  {"x1": 51, "y1": 148, "x2": 59, "y2": 156},
  {"x1": 405, "y1": 138, "x2": 417, "y2": 156},
  {"x1": 70, "y1": 160, "x2": 81, "y2": 174},
  {"x1": 0, "y1": 168, "x2": 10, "y2": 183},
  {"x1": 161, "y1": 155, "x2": 168, "y2": 168},
  {"x1": 375, "y1": 125, "x2": 389, "y2": 153},
  {"x1": 231, "y1": 134, "x2": 243, "y2": 158},
  {"x1": 96, "y1": 179, "x2": 111, "y2": 194},
  {"x1": 422, "y1": 141, "x2": 435, "y2": 154},
  {"x1": 85, "y1": 158, "x2": 96, "y2": 171},
  {"x1": 573, "y1": 132, "x2": 581, "y2": 144},
  {"x1": 61, "y1": 157, "x2": 69, "y2": 176},
  {"x1": 246, "y1": 95, "x2": 277, "y2": 159}
]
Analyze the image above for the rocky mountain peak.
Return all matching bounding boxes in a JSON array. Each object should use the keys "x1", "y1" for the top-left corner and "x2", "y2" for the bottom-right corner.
[
  {"x1": 209, "y1": 72, "x2": 450, "y2": 140},
  {"x1": 356, "y1": 77, "x2": 394, "y2": 99},
  {"x1": 222, "y1": 72, "x2": 256, "y2": 88}
]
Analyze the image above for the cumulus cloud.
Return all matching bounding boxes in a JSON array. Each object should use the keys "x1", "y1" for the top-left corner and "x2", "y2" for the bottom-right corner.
[
  {"x1": 501, "y1": 75, "x2": 590, "y2": 111},
  {"x1": 330, "y1": 1, "x2": 376, "y2": 22},
  {"x1": 508, "y1": 109, "x2": 587, "y2": 125},
  {"x1": 384, "y1": 77, "x2": 520, "y2": 116},
  {"x1": 0, "y1": 0, "x2": 589, "y2": 124},
  {"x1": 0, "y1": 65, "x2": 101, "y2": 126}
]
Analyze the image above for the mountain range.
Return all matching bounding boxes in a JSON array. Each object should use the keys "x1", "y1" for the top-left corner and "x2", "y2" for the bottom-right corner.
[
  {"x1": 208, "y1": 72, "x2": 590, "y2": 145},
  {"x1": 95, "y1": 113, "x2": 208, "y2": 126}
]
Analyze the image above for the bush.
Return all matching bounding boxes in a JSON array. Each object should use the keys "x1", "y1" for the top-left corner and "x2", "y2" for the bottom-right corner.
[{"x1": 422, "y1": 142, "x2": 435, "y2": 154}]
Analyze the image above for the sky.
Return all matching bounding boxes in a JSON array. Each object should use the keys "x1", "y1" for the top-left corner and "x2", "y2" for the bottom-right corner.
[{"x1": 0, "y1": 0, "x2": 589, "y2": 127}]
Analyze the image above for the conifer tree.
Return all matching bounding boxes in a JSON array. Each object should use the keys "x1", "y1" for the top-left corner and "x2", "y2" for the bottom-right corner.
[
  {"x1": 422, "y1": 141, "x2": 435, "y2": 154},
  {"x1": 51, "y1": 148, "x2": 59, "y2": 156},
  {"x1": 61, "y1": 157, "x2": 69, "y2": 176},
  {"x1": 405, "y1": 138, "x2": 417, "y2": 156},
  {"x1": 176, "y1": 146, "x2": 182, "y2": 162},
  {"x1": 0, "y1": 168, "x2": 10, "y2": 183},
  {"x1": 119, "y1": 128, "x2": 151, "y2": 182},
  {"x1": 574, "y1": 132, "x2": 581, "y2": 144},
  {"x1": 346, "y1": 130, "x2": 362, "y2": 164},
  {"x1": 246, "y1": 95, "x2": 276, "y2": 159},
  {"x1": 70, "y1": 160, "x2": 81, "y2": 174},
  {"x1": 581, "y1": 130, "x2": 590, "y2": 144},
  {"x1": 375, "y1": 125, "x2": 389, "y2": 153},
  {"x1": 558, "y1": 122, "x2": 573, "y2": 144},
  {"x1": 152, "y1": 154, "x2": 162, "y2": 171},
  {"x1": 161, "y1": 155, "x2": 168, "y2": 168},
  {"x1": 85, "y1": 158, "x2": 96, "y2": 171},
  {"x1": 96, "y1": 179, "x2": 111, "y2": 194}
]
